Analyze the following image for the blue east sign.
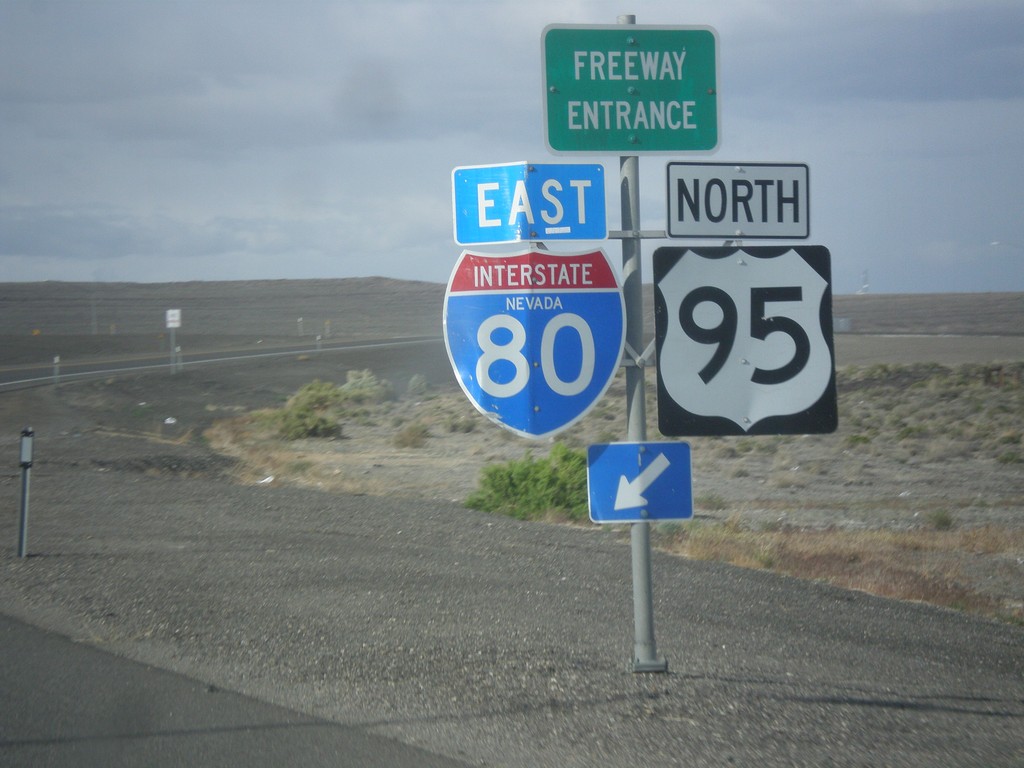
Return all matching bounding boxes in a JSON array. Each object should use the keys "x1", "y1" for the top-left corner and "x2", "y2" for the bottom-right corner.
[{"x1": 452, "y1": 162, "x2": 607, "y2": 245}]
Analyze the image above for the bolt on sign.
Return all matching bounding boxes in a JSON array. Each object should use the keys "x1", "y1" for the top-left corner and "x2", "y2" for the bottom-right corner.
[{"x1": 542, "y1": 24, "x2": 719, "y2": 154}]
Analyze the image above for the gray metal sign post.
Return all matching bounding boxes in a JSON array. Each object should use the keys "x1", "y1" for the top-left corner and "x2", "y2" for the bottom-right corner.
[
  {"x1": 616, "y1": 13, "x2": 668, "y2": 673},
  {"x1": 541, "y1": 11, "x2": 718, "y2": 672},
  {"x1": 166, "y1": 309, "x2": 181, "y2": 373}
]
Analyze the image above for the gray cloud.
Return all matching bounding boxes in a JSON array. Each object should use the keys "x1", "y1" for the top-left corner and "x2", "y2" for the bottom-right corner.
[
  {"x1": 1, "y1": 0, "x2": 1022, "y2": 292},
  {"x1": 726, "y1": 4, "x2": 1024, "y2": 104}
]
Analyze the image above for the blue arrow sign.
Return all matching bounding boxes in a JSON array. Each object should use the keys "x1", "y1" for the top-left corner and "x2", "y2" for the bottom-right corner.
[
  {"x1": 587, "y1": 442, "x2": 693, "y2": 523},
  {"x1": 452, "y1": 162, "x2": 607, "y2": 245}
]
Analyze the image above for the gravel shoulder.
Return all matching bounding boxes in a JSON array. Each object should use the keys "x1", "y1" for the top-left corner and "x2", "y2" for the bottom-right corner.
[{"x1": 1, "y1": 416, "x2": 1022, "y2": 767}]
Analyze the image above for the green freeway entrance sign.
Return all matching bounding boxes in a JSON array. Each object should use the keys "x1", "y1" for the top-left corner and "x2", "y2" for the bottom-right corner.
[{"x1": 542, "y1": 24, "x2": 719, "y2": 154}]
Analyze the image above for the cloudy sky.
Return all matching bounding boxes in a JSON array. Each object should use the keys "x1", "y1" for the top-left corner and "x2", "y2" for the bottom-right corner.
[{"x1": 2, "y1": 0, "x2": 1022, "y2": 294}]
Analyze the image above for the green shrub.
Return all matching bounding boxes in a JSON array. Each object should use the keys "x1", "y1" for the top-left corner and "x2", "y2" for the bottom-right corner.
[
  {"x1": 277, "y1": 379, "x2": 344, "y2": 439},
  {"x1": 276, "y1": 372, "x2": 392, "y2": 440},
  {"x1": 406, "y1": 373, "x2": 429, "y2": 398},
  {"x1": 337, "y1": 369, "x2": 394, "y2": 403},
  {"x1": 394, "y1": 422, "x2": 430, "y2": 448},
  {"x1": 466, "y1": 443, "x2": 588, "y2": 522},
  {"x1": 927, "y1": 509, "x2": 955, "y2": 531},
  {"x1": 278, "y1": 402, "x2": 342, "y2": 440},
  {"x1": 288, "y1": 378, "x2": 344, "y2": 411}
]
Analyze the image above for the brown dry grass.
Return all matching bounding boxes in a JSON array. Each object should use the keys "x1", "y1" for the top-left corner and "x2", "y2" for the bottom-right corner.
[{"x1": 657, "y1": 518, "x2": 1024, "y2": 622}]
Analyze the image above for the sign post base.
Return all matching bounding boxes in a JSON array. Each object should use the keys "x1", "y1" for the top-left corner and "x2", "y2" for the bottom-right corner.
[{"x1": 633, "y1": 656, "x2": 669, "y2": 674}]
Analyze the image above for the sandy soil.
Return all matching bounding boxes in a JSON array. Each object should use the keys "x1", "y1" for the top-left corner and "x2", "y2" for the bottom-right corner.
[{"x1": 2, "y1": 282, "x2": 1022, "y2": 614}]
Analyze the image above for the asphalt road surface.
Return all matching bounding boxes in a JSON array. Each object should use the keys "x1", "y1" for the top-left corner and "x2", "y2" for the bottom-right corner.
[
  {"x1": 0, "y1": 335, "x2": 441, "y2": 391},
  {"x1": 1, "y1": 436, "x2": 1021, "y2": 767},
  {"x1": 0, "y1": 614, "x2": 470, "y2": 768}
]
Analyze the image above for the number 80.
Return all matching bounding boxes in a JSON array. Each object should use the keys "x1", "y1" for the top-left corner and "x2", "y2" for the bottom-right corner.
[{"x1": 476, "y1": 313, "x2": 595, "y2": 398}]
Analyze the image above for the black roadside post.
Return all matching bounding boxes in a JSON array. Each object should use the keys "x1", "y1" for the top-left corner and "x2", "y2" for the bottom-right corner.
[{"x1": 17, "y1": 427, "x2": 34, "y2": 558}]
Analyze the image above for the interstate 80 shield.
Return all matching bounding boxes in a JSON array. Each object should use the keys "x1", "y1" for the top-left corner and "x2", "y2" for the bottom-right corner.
[{"x1": 443, "y1": 248, "x2": 625, "y2": 439}]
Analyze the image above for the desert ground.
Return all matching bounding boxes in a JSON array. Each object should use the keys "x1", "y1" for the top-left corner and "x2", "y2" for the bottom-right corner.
[{"x1": 1, "y1": 281, "x2": 1022, "y2": 616}]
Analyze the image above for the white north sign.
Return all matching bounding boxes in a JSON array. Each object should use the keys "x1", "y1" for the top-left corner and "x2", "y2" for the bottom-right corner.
[{"x1": 666, "y1": 162, "x2": 809, "y2": 239}]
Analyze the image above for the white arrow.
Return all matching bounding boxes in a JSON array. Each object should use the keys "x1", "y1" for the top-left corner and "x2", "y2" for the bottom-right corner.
[{"x1": 614, "y1": 452, "x2": 671, "y2": 511}]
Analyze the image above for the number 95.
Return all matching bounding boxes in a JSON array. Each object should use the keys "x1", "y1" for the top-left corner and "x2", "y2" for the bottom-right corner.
[{"x1": 679, "y1": 286, "x2": 811, "y2": 386}]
